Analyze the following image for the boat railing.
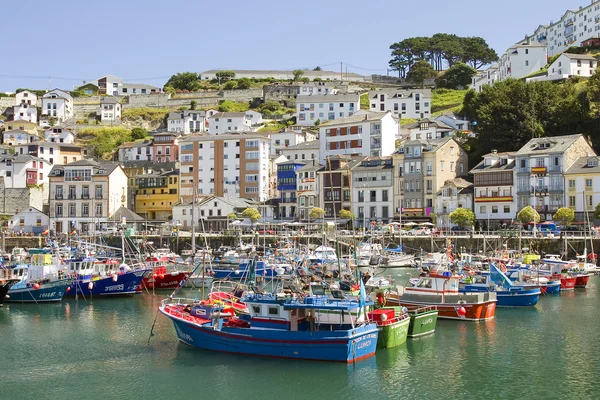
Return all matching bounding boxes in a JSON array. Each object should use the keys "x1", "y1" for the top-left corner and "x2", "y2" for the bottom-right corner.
[{"x1": 409, "y1": 305, "x2": 438, "y2": 314}]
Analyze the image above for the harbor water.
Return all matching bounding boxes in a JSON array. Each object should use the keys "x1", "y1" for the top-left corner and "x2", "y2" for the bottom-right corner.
[{"x1": 2, "y1": 273, "x2": 599, "y2": 399}]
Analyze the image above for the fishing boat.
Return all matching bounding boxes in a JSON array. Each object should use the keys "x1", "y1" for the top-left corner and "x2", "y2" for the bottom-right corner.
[
  {"x1": 207, "y1": 280, "x2": 249, "y2": 314},
  {"x1": 211, "y1": 259, "x2": 277, "y2": 280},
  {"x1": 387, "y1": 271, "x2": 497, "y2": 321},
  {"x1": 160, "y1": 288, "x2": 379, "y2": 363},
  {"x1": 64, "y1": 257, "x2": 147, "y2": 297},
  {"x1": 367, "y1": 307, "x2": 410, "y2": 348},
  {"x1": 0, "y1": 267, "x2": 19, "y2": 306},
  {"x1": 5, "y1": 263, "x2": 72, "y2": 303},
  {"x1": 143, "y1": 251, "x2": 189, "y2": 289},
  {"x1": 505, "y1": 268, "x2": 561, "y2": 294},
  {"x1": 460, "y1": 264, "x2": 541, "y2": 307},
  {"x1": 538, "y1": 258, "x2": 577, "y2": 291},
  {"x1": 406, "y1": 306, "x2": 438, "y2": 337}
]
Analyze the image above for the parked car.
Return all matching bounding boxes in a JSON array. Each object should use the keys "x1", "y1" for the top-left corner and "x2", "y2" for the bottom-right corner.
[
  {"x1": 450, "y1": 226, "x2": 472, "y2": 235},
  {"x1": 407, "y1": 227, "x2": 431, "y2": 236}
]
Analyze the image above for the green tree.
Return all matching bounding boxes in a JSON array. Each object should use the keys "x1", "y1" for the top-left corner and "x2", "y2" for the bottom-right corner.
[
  {"x1": 449, "y1": 208, "x2": 475, "y2": 228},
  {"x1": 223, "y1": 81, "x2": 238, "y2": 90},
  {"x1": 595, "y1": 202, "x2": 600, "y2": 220},
  {"x1": 407, "y1": 60, "x2": 437, "y2": 85},
  {"x1": 236, "y1": 78, "x2": 252, "y2": 89},
  {"x1": 130, "y1": 127, "x2": 148, "y2": 140},
  {"x1": 190, "y1": 100, "x2": 198, "y2": 110},
  {"x1": 553, "y1": 207, "x2": 575, "y2": 226},
  {"x1": 517, "y1": 206, "x2": 540, "y2": 224},
  {"x1": 241, "y1": 208, "x2": 261, "y2": 228},
  {"x1": 49, "y1": 117, "x2": 56, "y2": 127},
  {"x1": 215, "y1": 70, "x2": 236, "y2": 82},
  {"x1": 309, "y1": 207, "x2": 325, "y2": 220},
  {"x1": 313, "y1": 66, "x2": 322, "y2": 71},
  {"x1": 164, "y1": 72, "x2": 202, "y2": 91},
  {"x1": 460, "y1": 36, "x2": 499, "y2": 69},
  {"x1": 436, "y1": 62, "x2": 477, "y2": 89},
  {"x1": 292, "y1": 69, "x2": 305, "y2": 81},
  {"x1": 339, "y1": 209, "x2": 355, "y2": 220}
]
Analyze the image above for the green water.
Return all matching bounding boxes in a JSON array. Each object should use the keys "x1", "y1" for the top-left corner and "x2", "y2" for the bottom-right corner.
[{"x1": 2, "y1": 276, "x2": 600, "y2": 400}]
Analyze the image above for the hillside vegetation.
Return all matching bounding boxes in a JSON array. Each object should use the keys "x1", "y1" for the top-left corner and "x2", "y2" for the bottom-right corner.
[{"x1": 431, "y1": 89, "x2": 467, "y2": 115}]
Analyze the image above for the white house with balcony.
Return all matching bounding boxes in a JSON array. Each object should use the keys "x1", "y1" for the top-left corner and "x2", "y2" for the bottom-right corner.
[
  {"x1": 48, "y1": 160, "x2": 128, "y2": 234},
  {"x1": 208, "y1": 112, "x2": 259, "y2": 135},
  {"x1": 296, "y1": 94, "x2": 360, "y2": 126},
  {"x1": 351, "y1": 156, "x2": 394, "y2": 227},
  {"x1": 99, "y1": 98, "x2": 121, "y2": 122},
  {"x1": 470, "y1": 151, "x2": 518, "y2": 227},
  {"x1": 318, "y1": 111, "x2": 397, "y2": 164},
  {"x1": 368, "y1": 89, "x2": 431, "y2": 119},
  {"x1": 435, "y1": 178, "x2": 474, "y2": 229},
  {"x1": 514, "y1": 134, "x2": 595, "y2": 222},
  {"x1": 44, "y1": 127, "x2": 75, "y2": 144},
  {"x1": 41, "y1": 89, "x2": 74, "y2": 122},
  {"x1": 168, "y1": 110, "x2": 207, "y2": 134}
]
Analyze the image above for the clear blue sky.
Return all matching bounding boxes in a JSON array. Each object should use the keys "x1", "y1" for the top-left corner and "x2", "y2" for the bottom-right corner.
[{"x1": 0, "y1": 0, "x2": 575, "y2": 92}]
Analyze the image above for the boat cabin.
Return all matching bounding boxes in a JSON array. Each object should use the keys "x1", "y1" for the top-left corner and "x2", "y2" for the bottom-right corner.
[
  {"x1": 406, "y1": 272, "x2": 460, "y2": 295},
  {"x1": 65, "y1": 257, "x2": 96, "y2": 278}
]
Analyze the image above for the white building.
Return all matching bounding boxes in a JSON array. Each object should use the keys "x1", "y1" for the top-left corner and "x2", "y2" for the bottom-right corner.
[
  {"x1": 11, "y1": 141, "x2": 84, "y2": 166},
  {"x1": 99, "y1": 98, "x2": 122, "y2": 122},
  {"x1": 296, "y1": 94, "x2": 361, "y2": 126},
  {"x1": 208, "y1": 111, "x2": 262, "y2": 135},
  {"x1": 351, "y1": 156, "x2": 395, "y2": 227},
  {"x1": 49, "y1": 160, "x2": 128, "y2": 234},
  {"x1": 200, "y1": 69, "x2": 366, "y2": 82},
  {"x1": 12, "y1": 104, "x2": 37, "y2": 123},
  {"x1": 3, "y1": 130, "x2": 40, "y2": 146},
  {"x1": 0, "y1": 155, "x2": 51, "y2": 189},
  {"x1": 269, "y1": 129, "x2": 317, "y2": 156},
  {"x1": 470, "y1": 151, "x2": 518, "y2": 227},
  {"x1": 44, "y1": 127, "x2": 76, "y2": 144},
  {"x1": 435, "y1": 178, "x2": 474, "y2": 229},
  {"x1": 9, "y1": 207, "x2": 49, "y2": 234},
  {"x1": 498, "y1": 42, "x2": 548, "y2": 81},
  {"x1": 92, "y1": 75, "x2": 162, "y2": 96},
  {"x1": 400, "y1": 119, "x2": 455, "y2": 141},
  {"x1": 41, "y1": 89, "x2": 74, "y2": 122},
  {"x1": 564, "y1": 156, "x2": 600, "y2": 221},
  {"x1": 434, "y1": 114, "x2": 471, "y2": 132},
  {"x1": 368, "y1": 89, "x2": 432, "y2": 119},
  {"x1": 471, "y1": 64, "x2": 499, "y2": 93},
  {"x1": 118, "y1": 140, "x2": 153, "y2": 162},
  {"x1": 296, "y1": 161, "x2": 322, "y2": 220},
  {"x1": 172, "y1": 196, "x2": 256, "y2": 230},
  {"x1": 15, "y1": 90, "x2": 38, "y2": 107},
  {"x1": 319, "y1": 111, "x2": 398, "y2": 163},
  {"x1": 168, "y1": 110, "x2": 207, "y2": 134},
  {"x1": 528, "y1": 53, "x2": 598, "y2": 82},
  {"x1": 279, "y1": 138, "x2": 320, "y2": 163}
]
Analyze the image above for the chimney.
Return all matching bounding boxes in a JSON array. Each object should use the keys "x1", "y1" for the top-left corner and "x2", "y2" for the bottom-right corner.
[{"x1": 491, "y1": 149, "x2": 498, "y2": 154}]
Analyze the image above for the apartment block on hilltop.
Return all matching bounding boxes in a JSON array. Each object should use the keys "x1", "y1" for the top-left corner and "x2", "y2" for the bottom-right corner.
[
  {"x1": 92, "y1": 75, "x2": 161, "y2": 96},
  {"x1": 470, "y1": 151, "x2": 518, "y2": 227},
  {"x1": 263, "y1": 82, "x2": 339, "y2": 107},
  {"x1": 208, "y1": 111, "x2": 263, "y2": 135},
  {"x1": 368, "y1": 89, "x2": 432, "y2": 119},
  {"x1": 200, "y1": 69, "x2": 366, "y2": 82},
  {"x1": 514, "y1": 134, "x2": 595, "y2": 222},
  {"x1": 178, "y1": 133, "x2": 271, "y2": 201},
  {"x1": 319, "y1": 111, "x2": 398, "y2": 164},
  {"x1": 296, "y1": 94, "x2": 361, "y2": 126}
]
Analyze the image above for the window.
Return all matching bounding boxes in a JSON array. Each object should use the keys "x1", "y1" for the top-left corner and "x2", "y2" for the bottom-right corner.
[
  {"x1": 440, "y1": 161, "x2": 445, "y2": 171},
  {"x1": 569, "y1": 179, "x2": 576, "y2": 188},
  {"x1": 492, "y1": 206, "x2": 498, "y2": 214},
  {"x1": 586, "y1": 178, "x2": 592, "y2": 187},
  {"x1": 480, "y1": 206, "x2": 487, "y2": 214},
  {"x1": 95, "y1": 203, "x2": 103, "y2": 216},
  {"x1": 569, "y1": 196, "x2": 576, "y2": 207},
  {"x1": 55, "y1": 204, "x2": 63, "y2": 217},
  {"x1": 370, "y1": 191, "x2": 376, "y2": 202},
  {"x1": 504, "y1": 205, "x2": 510, "y2": 213}
]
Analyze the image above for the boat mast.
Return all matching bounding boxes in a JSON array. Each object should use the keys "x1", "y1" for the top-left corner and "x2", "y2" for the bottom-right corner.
[{"x1": 191, "y1": 182, "x2": 196, "y2": 256}]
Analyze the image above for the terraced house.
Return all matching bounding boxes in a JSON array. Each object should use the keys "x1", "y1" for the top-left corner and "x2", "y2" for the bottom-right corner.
[{"x1": 130, "y1": 170, "x2": 179, "y2": 221}]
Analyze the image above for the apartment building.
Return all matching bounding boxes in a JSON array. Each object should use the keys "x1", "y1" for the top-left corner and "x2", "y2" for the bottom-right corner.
[
  {"x1": 179, "y1": 133, "x2": 271, "y2": 201},
  {"x1": 564, "y1": 156, "x2": 600, "y2": 221},
  {"x1": 269, "y1": 129, "x2": 317, "y2": 156},
  {"x1": 435, "y1": 178, "x2": 474, "y2": 229},
  {"x1": 296, "y1": 161, "x2": 322, "y2": 220},
  {"x1": 279, "y1": 140, "x2": 320, "y2": 162},
  {"x1": 277, "y1": 160, "x2": 304, "y2": 219},
  {"x1": 93, "y1": 75, "x2": 161, "y2": 95},
  {"x1": 49, "y1": 160, "x2": 127, "y2": 234},
  {"x1": 514, "y1": 134, "x2": 595, "y2": 222},
  {"x1": 41, "y1": 89, "x2": 74, "y2": 122},
  {"x1": 208, "y1": 111, "x2": 262, "y2": 135},
  {"x1": 318, "y1": 155, "x2": 361, "y2": 219},
  {"x1": 368, "y1": 89, "x2": 432, "y2": 119},
  {"x1": 393, "y1": 137, "x2": 468, "y2": 218},
  {"x1": 130, "y1": 170, "x2": 179, "y2": 221},
  {"x1": 470, "y1": 151, "x2": 518, "y2": 227},
  {"x1": 12, "y1": 141, "x2": 84, "y2": 166},
  {"x1": 167, "y1": 110, "x2": 207, "y2": 134},
  {"x1": 351, "y1": 156, "x2": 394, "y2": 227},
  {"x1": 296, "y1": 94, "x2": 361, "y2": 126},
  {"x1": 319, "y1": 111, "x2": 398, "y2": 164},
  {"x1": 529, "y1": 53, "x2": 599, "y2": 82}
]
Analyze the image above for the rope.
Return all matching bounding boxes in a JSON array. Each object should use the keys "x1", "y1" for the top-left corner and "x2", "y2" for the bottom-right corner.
[{"x1": 147, "y1": 308, "x2": 160, "y2": 345}]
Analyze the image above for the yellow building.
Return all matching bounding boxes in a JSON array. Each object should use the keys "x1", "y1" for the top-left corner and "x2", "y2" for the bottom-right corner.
[{"x1": 130, "y1": 170, "x2": 179, "y2": 221}]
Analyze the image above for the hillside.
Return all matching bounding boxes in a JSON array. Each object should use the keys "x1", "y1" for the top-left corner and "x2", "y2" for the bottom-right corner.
[{"x1": 431, "y1": 89, "x2": 467, "y2": 116}]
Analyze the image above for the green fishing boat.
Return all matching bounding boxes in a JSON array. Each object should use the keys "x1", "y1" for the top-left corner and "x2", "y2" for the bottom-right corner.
[
  {"x1": 368, "y1": 308, "x2": 410, "y2": 348},
  {"x1": 407, "y1": 306, "x2": 438, "y2": 337}
]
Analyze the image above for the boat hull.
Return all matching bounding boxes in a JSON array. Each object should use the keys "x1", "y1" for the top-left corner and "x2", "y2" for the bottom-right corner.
[
  {"x1": 143, "y1": 271, "x2": 189, "y2": 289},
  {"x1": 408, "y1": 309, "x2": 439, "y2": 337},
  {"x1": 575, "y1": 275, "x2": 589, "y2": 288},
  {"x1": 66, "y1": 270, "x2": 146, "y2": 297},
  {"x1": 540, "y1": 282, "x2": 561, "y2": 295},
  {"x1": 396, "y1": 299, "x2": 496, "y2": 321},
  {"x1": 161, "y1": 309, "x2": 379, "y2": 363},
  {"x1": 560, "y1": 277, "x2": 577, "y2": 291},
  {"x1": 497, "y1": 289, "x2": 540, "y2": 307},
  {"x1": 0, "y1": 280, "x2": 19, "y2": 306},
  {"x1": 6, "y1": 279, "x2": 71, "y2": 303},
  {"x1": 377, "y1": 316, "x2": 410, "y2": 348}
]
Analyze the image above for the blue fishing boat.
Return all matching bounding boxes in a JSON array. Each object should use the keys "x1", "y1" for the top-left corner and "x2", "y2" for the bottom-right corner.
[
  {"x1": 5, "y1": 264, "x2": 72, "y2": 303},
  {"x1": 160, "y1": 285, "x2": 379, "y2": 363},
  {"x1": 63, "y1": 257, "x2": 147, "y2": 297},
  {"x1": 505, "y1": 267, "x2": 561, "y2": 295},
  {"x1": 211, "y1": 259, "x2": 277, "y2": 279},
  {"x1": 460, "y1": 264, "x2": 541, "y2": 307}
]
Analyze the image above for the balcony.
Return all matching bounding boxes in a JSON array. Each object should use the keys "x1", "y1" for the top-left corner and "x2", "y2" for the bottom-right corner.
[
  {"x1": 426, "y1": 170, "x2": 432, "y2": 176},
  {"x1": 535, "y1": 205, "x2": 549, "y2": 212},
  {"x1": 82, "y1": 194, "x2": 90, "y2": 200},
  {"x1": 426, "y1": 189, "x2": 433, "y2": 195},
  {"x1": 548, "y1": 165, "x2": 561, "y2": 172},
  {"x1": 55, "y1": 194, "x2": 63, "y2": 200},
  {"x1": 531, "y1": 166, "x2": 547, "y2": 174},
  {"x1": 68, "y1": 194, "x2": 76, "y2": 200},
  {"x1": 548, "y1": 185, "x2": 564, "y2": 192},
  {"x1": 475, "y1": 195, "x2": 513, "y2": 203},
  {"x1": 26, "y1": 178, "x2": 37, "y2": 185}
]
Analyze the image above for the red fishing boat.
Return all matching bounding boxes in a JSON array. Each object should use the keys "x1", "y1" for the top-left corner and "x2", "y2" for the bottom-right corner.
[
  {"x1": 207, "y1": 280, "x2": 249, "y2": 313},
  {"x1": 142, "y1": 250, "x2": 189, "y2": 290},
  {"x1": 387, "y1": 271, "x2": 496, "y2": 321},
  {"x1": 538, "y1": 258, "x2": 578, "y2": 291}
]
